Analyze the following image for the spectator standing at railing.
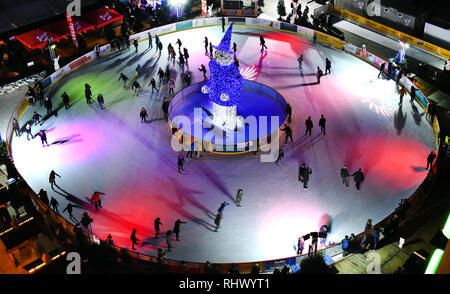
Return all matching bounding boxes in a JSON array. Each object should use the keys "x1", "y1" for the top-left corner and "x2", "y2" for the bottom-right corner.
[
  {"x1": 349, "y1": 233, "x2": 356, "y2": 253},
  {"x1": 61, "y1": 92, "x2": 70, "y2": 109},
  {"x1": 154, "y1": 217, "x2": 163, "y2": 238},
  {"x1": 38, "y1": 189, "x2": 50, "y2": 206},
  {"x1": 105, "y1": 234, "x2": 114, "y2": 246},
  {"x1": 50, "y1": 197, "x2": 59, "y2": 213}
]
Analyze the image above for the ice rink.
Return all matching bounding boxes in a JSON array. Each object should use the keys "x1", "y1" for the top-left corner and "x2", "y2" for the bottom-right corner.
[{"x1": 9, "y1": 24, "x2": 435, "y2": 263}]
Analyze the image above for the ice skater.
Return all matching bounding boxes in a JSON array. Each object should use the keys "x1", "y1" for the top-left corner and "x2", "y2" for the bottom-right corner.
[
  {"x1": 165, "y1": 66, "x2": 171, "y2": 82},
  {"x1": 305, "y1": 116, "x2": 313, "y2": 136},
  {"x1": 198, "y1": 64, "x2": 207, "y2": 81},
  {"x1": 297, "y1": 54, "x2": 303, "y2": 69},
  {"x1": 319, "y1": 224, "x2": 329, "y2": 247},
  {"x1": 135, "y1": 64, "x2": 142, "y2": 78},
  {"x1": 118, "y1": 73, "x2": 129, "y2": 88},
  {"x1": 168, "y1": 78, "x2": 175, "y2": 96},
  {"x1": 85, "y1": 83, "x2": 93, "y2": 104},
  {"x1": 260, "y1": 35, "x2": 267, "y2": 52},
  {"x1": 162, "y1": 97, "x2": 169, "y2": 120},
  {"x1": 286, "y1": 103, "x2": 292, "y2": 122},
  {"x1": 340, "y1": 165, "x2": 350, "y2": 187},
  {"x1": 297, "y1": 236, "x2": 304, "y2": 254},
  {"x1": 275, "y1": 147, "x2": 284, "y2": 165},
  {"x1": 176, "y1": 38, "x2": 182, "y2": 50},
  {"x1": 131, "y1": 80, "x2": 141, "y2": 96},
  {"x1": 154, "y1": 217, "x2": 163, "y2": 238},
  {"x1": 166, "y1": 230, "x2": 173, "y2": 251},
  {"x1": 44, "y1": 97, "x2": 52, "y2": 115},
  {"x1": 90, "y1": 191, "x2": 105, "y2": 211},
  {"x1": 13, "y1": 118, "x2": 20, "y2": 136},
  {"x1": 221, "y1": 15, "x2": 226, "y2": 32},
  {"x1": 233, "y1": 42, "x2": 237, "y2": 53},
  {"x1": 378, "y1": 63, "x2": 386, "y2": 79},
  {"x1": 235, "y1": 189, "x2": 243, "y2": 207},
  {"x1": 316, "y1": 66, "x2": 323, "y2": 84},
  {"x1": 234, "y1": 56, "x2": 239, "y2": 68},
  {"x1": 49, "y1": 170, "x2": 61, "y2": 189},
  {"x1": 319, "y1": 114, "x2": 326, "y2": 135},
  {"x1": 61, "y1": 92, "x2": 70, "y2": 109},
  {"x1": 178, "y1": 52, "x2": 185, "y2": 68},
  {"x1": 133, "y1": 39, "x2": 138, "y2": 53},
  {"x1": 148, "y1": 32, "x2": 153, "y2": 49},
  {"x1": 157, "y1": 67, "x2": 165, "y2": 84},
  {"x1": 25, "y1": 122, "x2": 32, "y2": 140},
  {"x1": 299, "y1": 163, "x2": 306, "y2": 182},
  {"x1": 167, "y1": 43, "x2": 173, "y2": 60},
  {"x1": 38, "y1": 130, "x2": 48, "y2": 146},
  {"x1": 209, "y1": 42, "x2": 213, "y2": 57},
  {"x1": 427, "y1": 149, "x2": 436, "y2": 170},
  {"x1": 149, "y1": 77, "x2": 158, "y2": 94},
  {"x1": 204, "y1": 36, "x2": 209, "y2": 54},
  {"x1": 398, "y1": 86, "x2": 406, "y2": 104},
  {"x1": 214, "y1": 212, "x2": 223, "y2": 232},
  {"x1": 281, "y1": 124, "x2": 293, "y2": 144},
  {"x1": 177, "y1": 153, "x2": 185, "y2": 173},
  {"x1": 302, "y1": 166, "x2": 312, "y2": 189},
  {"x1": 32, "y1": 111, "x2": 42, "y2": 124},
  {"x1": 50, "y1": 197, "x2": 59, "y2": 213},
  {"x1": 140, "y1": 107, "x2": 148, "y2": 123},
  {"x1": 217, "y1": 201, "x2": 229, "y2": 214},
  {"x1": 325, "y1": 58, "x2": 331, "y2": 75},
  {"x1": 62, "y1": 203, "x2": 75, "y2": 221},
  {"x1": 183, "y1": 48, "x2": 189, "y2": 63},
  {"x1": 173, "y1": 219, "x2": 187, "y2": 241},
  {"x1": 130, "y1": 228, "x2": 139, "y2": 250},
  {"x1": 351, "y1": 168, "x2": 365, "y2": 190},
  {"x1": 38, "y1": 189, "x2": 49, "y2": 206}
]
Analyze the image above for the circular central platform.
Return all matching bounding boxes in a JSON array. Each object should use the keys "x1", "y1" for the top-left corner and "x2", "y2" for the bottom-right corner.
[{"x1": 168, "y1": 80, "x2": 288, "y2": 153}]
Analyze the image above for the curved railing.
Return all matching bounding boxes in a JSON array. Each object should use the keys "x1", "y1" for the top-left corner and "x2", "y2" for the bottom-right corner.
[{"x1": 3, "y1": 16, "x2": 443, "y2": 273}]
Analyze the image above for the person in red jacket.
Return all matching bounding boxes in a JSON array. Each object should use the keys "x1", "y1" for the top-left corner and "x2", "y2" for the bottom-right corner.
[{"x1": 91, "y1": 191, "x2": 105, "y2": 211}]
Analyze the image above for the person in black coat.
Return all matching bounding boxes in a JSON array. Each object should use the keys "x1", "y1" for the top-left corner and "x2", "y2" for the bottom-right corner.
[
  {"x1": 32, "y1": 111, "x2": 42, "y2": 124},
  {"x1": 198, "y1": 64, "x2": 207, "y2": 80},
  {"x1": 38, "y1": 130, "x2": 48, "y2": 146},
  {"x1": 162, "y1": 97, "x2": 169, "y2": 120},
  {"x1": 351, "y1": 168, "x2": 365, "y2": 190},
  {"x1": 305, "y1": 116, "x2": 313, "y2": 136},
  {"x1": 154, "y1": 217, "x2": 163, "y2": 238},
  {"x1": 133, "y1": 39, "x2": 138, "y2": 53},
  {"x1": 173, "y1": 219, "x2": 187, "y2": 241},
  {"x1": 61, "y1": 92, "x2": 70, "y2": 109},
  {"x1": 281, "y1": 124, "x2": 293, "y2": 144},
  {"x1": 204, "y1": 36, "x2": 208, "y2": 54},
  {"x1": 38, "y1": 189, "x2": 49, "y2": 206},
  {"x1": 319, "y1": 114, "x2": 326, "y2": 135},
  {"x1": 325, "y1": 58, "x2": 331, "y2": 74},
  {"x1": 97, "y1": 94, "x2": 104, "y2": 109},
  {"x1": 177, "y1": 154, "x2": 185, "y2": 174},
  {"x1": 183, "y1": 48, "x2": 189, "y2": 63},
  {"x1": 45, "y1": 97, "x2": 52, "y2": 115},
  {"x1": 85, "y1": 83, "x2": 92, "y2": 104}
]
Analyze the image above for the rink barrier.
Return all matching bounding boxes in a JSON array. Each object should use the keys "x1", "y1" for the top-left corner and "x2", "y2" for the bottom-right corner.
[{"x1": 3, "y1": 16, "x2": 444, "y2": 273}]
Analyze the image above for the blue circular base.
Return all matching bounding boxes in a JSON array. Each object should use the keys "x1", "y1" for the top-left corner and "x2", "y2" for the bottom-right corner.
[{"x1": 168, "y1": 80, "x2": 288, "y2": 153}]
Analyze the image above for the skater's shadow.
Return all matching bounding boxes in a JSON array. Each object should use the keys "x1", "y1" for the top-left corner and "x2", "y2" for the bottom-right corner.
[
  {"x1": 140, "y1": 236, "x2": 165, "y2": 248},
  {"x1": 144, "y1": 118, "x2": 165, "y2": 124},
  {"x1": 52, "y1": 185, "x2": 92, "y2": 211},
  {"x1": 410, "y1": 166, "x2": 427, "y2": 172},
  {"x1": 410, "y1": 102, "x2": 424, "y2": 125},
  {"x1": 302, "y1": 133, "x2": 323, "y2": 149},
  {"x1": 196, "y1": 164, "x2": 236, "y2": 205},
  {"x1": 50, "y1": 134, "x2": 83, "y2": 146},
  {"x1": 394, "y1": 103, "x2": 407, "y2": 135},
  {"x1": 276, "y1": 82, "x2": 319, "y2": 89}
]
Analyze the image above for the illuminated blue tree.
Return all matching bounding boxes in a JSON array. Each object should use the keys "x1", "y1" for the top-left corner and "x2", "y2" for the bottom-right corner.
[{"x1": 201, "y1": 23, "x2": 243, "y2": 129}]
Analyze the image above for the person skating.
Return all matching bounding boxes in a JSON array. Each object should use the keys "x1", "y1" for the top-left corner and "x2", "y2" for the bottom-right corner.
[
  {"x1": 148, "y1": 32, "x2": 153, "y2": 49},
  {"x1": 50, "y1": 197, "x2": 59, "y2": 213},
  {"x1": 149, "y1": 77, "x2": 158, "y2": 94},
  {"x1": 162, "y1": 97, "x2": 169, "y2": 120},
  {"x1": 118, "y1": 73, "x2": 129, "y2": 88},
  {"x1": 297, "y1": 236, "x2": 304, "y2": 254},
  {"x1": 316, "y1": 66, "x2": 323, "y2": 84},
  {"x1": 130, "y1": 228, "x2": 139, "y2": 250},
  {"x1": 340, "y1": 165, "x2": 350, "y2": 187},
  {"x1": 13, "y1": 118, "x2": 20, "y2": 136},
  {"x1": 305, "y1": 116, "x2": 313, "y2": 136},
  {"x1": 32, "y1": 111, "x2": 42, "y2": 124},
  {"x1": 173, "y1": 219, "x2": 187, "y2": 241},
  {"x1": 221, "y1": 15, "x2": 225, "y2": 32},
  {"x1": 298, "y1": 163, "x2": 306, "y2": 182},
  {"x1": 204, "y1": 36, "x2": 209, "y2": 54},
  {"x1": 235, "y1": 189, "x2": 243, "y2": 207},
  {"x1": 133, "y1": 39, "x2": 138, "y2": 53},
  {"x1": 49, "y1": 170, "x2": 61, "y2": 189},
  {"x1": 302, "y1": 166, "x2": 312, "y2": 188},
  {"x1": 275, "y1": 147, "x2": 284, "y2": 165},
  {"x1": 135, "y1": 64, "x2": 142, "y2": 78},
  {"x1": 44, "y1": 97, "x2": 52, "y2": 115},
  {"x1": 209, "y1": 42, "x2": 213, "y2": 57},
  {"x1": 140, "y1": 107, "x2": 148, "y2": 123},
  {"x1": 176, "y1": 38, "x2": 182, "y2": 50},
  {"x1": 25, "y1": 122, "x2": 32, "y2": 140},
  {"x1": 168, "y1": 78, "x2": 175, "y2": 96},
  {"x1": 410, "y1": 85, "x2": 416, "y2": 102},
  {"x1": 318, "y1": 114, "x2": 326, "y2": 135},
  {"x1": 170, "y1": 47, "x2": 176, "y2": 61},
  {"x1": 38, "y1": 130, "x2": 48, "y2": 146},
  {"x1": 297, "y1": 54, "x2": 303, "y2": 69},
  {"x1": 90, "y1": 191, "x2": 105, "y2": 211},
  {"x1": 85, "y1": 83, "x2": 93, "y2": 104},
  {"x1": 166, "y1": 230, "x2": 173, "y2": 251},
  {"x1": 378, "y1": 63, "x2": 386, "y2": 79},
  {"x1": 62, "y1": 203, "x2": 75, "y2": 220},
  {"x1": 427, "y1": 149, "x2": 436, "y2": 170},
  {"x1": 177, "y1": 154, "x2": 185, "y2": 174},
  {"x1": 260, "y1": 35, "x2": 267, "y2": 52},
  {"x1": 131, "y1": 80, "x2": 141, "y2": 96},
  {"x1": 167, "y1": 43, "x2": 173, "y2": 60},
  {"x1": 154, "y1": 217, "x2": 163, "y2": 238},
  {"x1": 178, "y1": 52, "x2": 185, "y2": 68},
  {"x1": 157, "y1": 67, "x2": 165, "y2": 84},
  {"x1": 214, "y1": 212, "x2": 223, "y2": 232},
  {"x1": 165, "y1": 66, "x2": 171, "y2": 82},
  {"x1": 217, "y1": 201, "x2": 229, "y2": 214},
  {"x1": 61, "y1": 92, "x2": 70, "y2": 109},
  {"x1": 155, "y1": 34, "x2": 160, "y2": 48},
  {"x1": 286, "y1": 103, "x2": 292, "y2": 122},
  {"x1": 183, "y1": 48, "x2": 189, "y2": 63},
  {"x1": 157, "y1": 40, "x2": 163, "y2": 54},
  {"x1": 198, "y1": 64, "x2": 207, "y2": 80},
  {"x1": 281, "y1": 124, "x2": 293, "y2": 144},
  {"x1": 351, "y1": 168, "x2": 365, "y2": 190},
  {"x1": 93, "y1": 92, "x2": 103, "y2": 109},
  {"x1": 234, "y1": 55, "x2": 239, "y2": 68},
  {"x1": 325, "y1": 58, "x2": 331, "y2": 75}
]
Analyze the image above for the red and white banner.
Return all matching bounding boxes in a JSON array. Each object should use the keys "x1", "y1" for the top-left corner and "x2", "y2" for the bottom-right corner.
[
  {"x1": 201, "y1": 0, "x2": 207, "y2": 16},
  {"x1": 66, "y1": 13, "x2": 79, "y2": 48}
]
